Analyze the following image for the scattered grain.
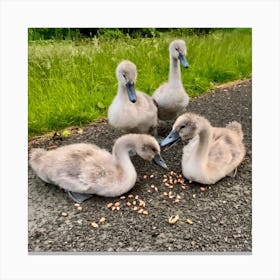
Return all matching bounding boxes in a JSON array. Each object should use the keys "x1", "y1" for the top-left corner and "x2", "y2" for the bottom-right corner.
[
  {"x1": 61, "y1": 212, "x2": 68, "y2": 217},
  {"x1": 120, "y1": 196, "x2": 126, "y2": 200},
  {"x1": 142, "y1": 210, "x2": 148, "y2": 215},
  {"x1": 150, "y1": 174, "x2": 154, "y2": 178},
  {"x1": 114, "y1": 202, "x2": 120, "y2": 207},
  {"x1": 200, "y1": 187, "x2": 206, "y2": 192},
  {"x1": 99, "y1": 217, "x2": 106, "y2": 223},
  {"x1": 168, "y1": 215, "x2": 179, "y2": 224},
  {"x1": 186, "y1": 218, "x2": 193, "y2": 225},
  {"x1": 107, "y1": 203, "x2": 113, "y2": 208},
  {"x1": 91, "y1": 222, "x2": 99, "y2": 228},
  {"x1": 126, "y1": 202, "x2": 132, "y2": 206}
]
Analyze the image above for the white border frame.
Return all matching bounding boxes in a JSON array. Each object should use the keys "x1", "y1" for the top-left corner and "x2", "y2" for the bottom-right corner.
[{"x1": 1, "y1": 0, "x2": 279, "y2": 279}]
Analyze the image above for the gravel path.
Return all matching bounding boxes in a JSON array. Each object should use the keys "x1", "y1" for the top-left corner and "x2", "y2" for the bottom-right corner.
[{"x1": 28, "y1": 78, "x2": 252, "y2": 253}]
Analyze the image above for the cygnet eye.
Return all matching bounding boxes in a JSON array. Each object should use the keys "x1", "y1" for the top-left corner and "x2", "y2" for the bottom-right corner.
[
  {"x1": 180, "y1": 125, "x2": 186, "y2": 129},
  {"x1": 151, "y1": 147, "x2": 157, "y2": 152}
]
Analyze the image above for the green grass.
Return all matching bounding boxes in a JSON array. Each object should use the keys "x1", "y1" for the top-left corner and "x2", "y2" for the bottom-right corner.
[{"x1": 28, "y1": 29, "x2": 252, "y2": 137}]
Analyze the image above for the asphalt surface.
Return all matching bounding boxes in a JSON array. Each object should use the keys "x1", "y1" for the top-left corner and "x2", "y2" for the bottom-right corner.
[{"x1": 28, "y1": 79, "x2": 252, "y2": 253}]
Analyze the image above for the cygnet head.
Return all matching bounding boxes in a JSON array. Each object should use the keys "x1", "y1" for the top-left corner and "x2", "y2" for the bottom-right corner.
[
  {"x1": 135, "y1": 134, "x2": 168, "y2": 169},
  {"x1": 161, "y1": 113, "x2": 204, "y2": 147},
  {"x1": 169, "y1": 39, "x2": 189, "y2": 68},
  {"x1": 116, "y1": 60, "x2": 137, "y2": 103}
]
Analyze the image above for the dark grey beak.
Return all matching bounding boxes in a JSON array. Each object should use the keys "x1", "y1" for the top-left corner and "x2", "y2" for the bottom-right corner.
[
  {"x1": 160, "y1": 130, "x2": 181, "y2": 147},
  {"x1": 126, "y1": 81, "x2": 137, "y2": 103},
  {"x1": 153, "y1": 154, "x2": 168, "y2": 169},
  {"x1": 178, "y1": 53, "x2": 189, "y2": 68}
]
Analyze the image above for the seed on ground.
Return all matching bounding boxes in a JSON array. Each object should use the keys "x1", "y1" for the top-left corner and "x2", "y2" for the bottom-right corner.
[
  {"x1": 181, "y1": 185, "x2": 186, "y2": 190},
  {"x1": 193, "y1": 194, "x2": 196, "y2": 198},
  {"x1": 163, "y1": 178, "x2": 168, "y2": 183},
  {"x1": 163, "y1": 192, "x2": 168, "y2": 196},
  {"x1": 150, "y1": 184, "x2": 155, "y2": 188},
  {"x1": 135, "y1": 195, "x2": 139, "y2": 200},
  {"x1": 126, "y1": 202, "x2": 132, "y2": 206},
  {"x1": 143, "y1": 175, "x2": 147, "y2": 179},
  {"x1": 91, "y1": 222, "x2": 99, "y2": 228},
  {"x1": 139, "y1": 200, "x2": 145, "y2": 207},
  {"x1": 168, "y1": 215, "x2": 179, "y2": 224},
  {"x1": 133, "y1": 206, "x2": 138, "y2": 211},
  {"x1": 170, "y1": 171, "x2": 174, "y2": 176},
  {"x1": 61, "y1": 212, "x2": 68, "y2": 217},
  {"x1": 138, "y1": 209, "x2": 144, "y2": 214},
  {"x1": 174, "y1": 179, "x2": 178, "y2": 184},
  {"x1": 77, "y1": 206, "x2": 82, "y2": 211},
  {"x1": 114, "y1": 202, "x2": 120, "y2": 207},
  {"x1": 163, "y1": 175, "x2": 167, "y2": 178},
  {"x1": 142, "y1": 210, "x2": 148, "y2": 215},
  {"x1": 116, "y1": 206, "x2": 120, "y2": 210},
  {"x1": 186, "y1": 218, "x2": 193, "y2": 225},
  {"x1": 174, "y1": 199, "x2": 180, "y2": 203},
  {"x1": 154, "y1": 187, "x2": 158, "y2": 192},
  {"x1": 150, "y1": 174, "x2": 154, "y2": 178},
  {"x1": 147, "y1": 190, "x2": 151, "y2": 193},
  {"x1": 164, "y1": 183, "x2": 170, "y2": 187},
  {"x1": 74, "y1": 203, "x2": 80, "y2": 207},
  {"x1": 128, "y1": 194, "x2": 134, "y2": 198},
  {"x1": 112, "y1": 206, "x2": 116, "y2": 210},
  {"x1": 200, "y1": 187, "x2": 206, "y2": 192},
  {"x1": 120, "y1": 196, "x2": 126, "y2": 200},
  {"x1": 107, "y1": 203, "x2": 113, "y2": 208},
  {"x1": 99, "y1": 217, "x2": 106, "y2": 223}
]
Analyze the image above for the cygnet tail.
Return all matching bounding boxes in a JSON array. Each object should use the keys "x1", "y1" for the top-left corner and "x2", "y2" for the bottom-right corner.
[
  {"x1": 226, "y1": 121, "x2": 243, "y2": 140},
  {"x1": 29, "y1": 148, "x2": 46, "y2": 169}
]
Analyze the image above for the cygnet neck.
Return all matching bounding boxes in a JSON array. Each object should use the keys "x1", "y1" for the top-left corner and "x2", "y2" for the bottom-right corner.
[{"x1": 168, "y1": 56, "x2": 182, "y2": 85}]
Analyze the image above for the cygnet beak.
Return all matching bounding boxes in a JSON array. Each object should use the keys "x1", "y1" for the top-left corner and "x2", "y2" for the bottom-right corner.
[
  {"x1": 178, "y1": 53, "x2": 189, "y2": 68},
  {"x1": 153, "y1": 154, "x2": 168, "y2": 170},
  {"x1": 126, "y1": 81, "x2": 137, "y2": 103},
  {"x1": 160, "y1": 130, "x2": 181, "y2": 148}
]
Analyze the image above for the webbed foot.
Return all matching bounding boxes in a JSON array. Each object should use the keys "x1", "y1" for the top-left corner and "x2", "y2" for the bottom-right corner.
[{"x1": 67, "y1": 191, "x2": 93, "y2": 203}]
